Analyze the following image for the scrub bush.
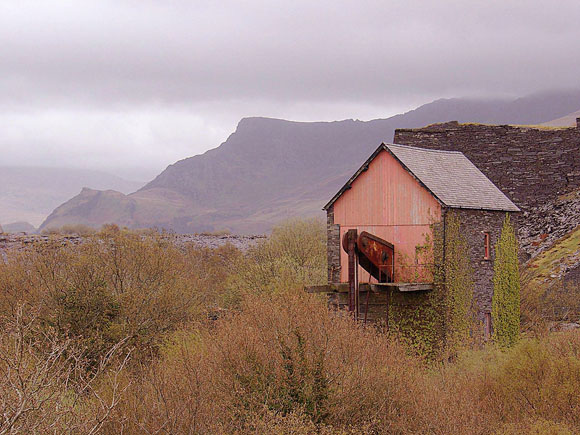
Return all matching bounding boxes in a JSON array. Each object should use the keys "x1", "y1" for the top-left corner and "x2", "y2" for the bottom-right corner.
[{"x1": 1, "y1": 219, "x2": 579, "y2": 434}]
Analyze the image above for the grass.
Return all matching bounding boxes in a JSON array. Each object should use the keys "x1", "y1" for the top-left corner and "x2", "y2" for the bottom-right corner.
[
  {"x1": 526, "y1": 225, "x2": 580, "y2": 286},
  {"x1": 459, "y1": 122, "x2": 571, "y2": 130},
  {"x1": 404, "y1": 122, "x2": 573, "y2": 131}
]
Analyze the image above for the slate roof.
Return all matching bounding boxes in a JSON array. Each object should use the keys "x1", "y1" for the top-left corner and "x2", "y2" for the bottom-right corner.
[{"x1": 323, "y1": 143, "x2": 520, "y2": 212}]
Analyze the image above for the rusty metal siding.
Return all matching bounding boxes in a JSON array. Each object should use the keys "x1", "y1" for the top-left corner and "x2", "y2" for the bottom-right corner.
[{"x1": 333, "y1": 149, "x2": 442, "y2": 283}]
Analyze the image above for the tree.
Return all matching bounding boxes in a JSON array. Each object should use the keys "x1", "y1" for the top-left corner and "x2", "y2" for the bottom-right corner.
[{"x1": 492, "y1": 214, "x2": 520, "y2": 348}]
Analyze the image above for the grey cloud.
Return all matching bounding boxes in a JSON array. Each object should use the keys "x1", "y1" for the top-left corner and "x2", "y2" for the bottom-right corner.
[
  {"x1": 1, "y1": 0, "x2": 580, "y2": 174},
  {"x1": 2, "y1": 0, "x2": 580, "y2": 106}
]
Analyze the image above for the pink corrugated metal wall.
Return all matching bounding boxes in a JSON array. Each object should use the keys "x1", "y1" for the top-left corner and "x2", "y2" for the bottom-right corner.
[{"x1": 333, "y1": 149, "x2": 442, "y2": 283}]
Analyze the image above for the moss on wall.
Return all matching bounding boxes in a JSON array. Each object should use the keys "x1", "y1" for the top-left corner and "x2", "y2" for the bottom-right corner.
[
  {"x1": 388, "y1": 211, "x2": 475, "y2": 359},
  {"x1": 440, "y1": 212, "x2": 476, "y2": 355},
  {"x1": 492, "y1": 214, "x2": 521, "y2": 348}
]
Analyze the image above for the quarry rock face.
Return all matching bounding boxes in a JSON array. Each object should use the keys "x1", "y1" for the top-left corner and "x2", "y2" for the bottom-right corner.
[{"x1": 518, "y1": 191, "x2": 580, "y2": 258}]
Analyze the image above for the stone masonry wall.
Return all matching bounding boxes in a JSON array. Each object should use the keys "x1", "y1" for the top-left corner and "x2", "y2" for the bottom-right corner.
[
  {"x1": 394, "y1": 121, "x2": 580, "y2": 258},
  {"x1": 454, "y1": 209, "x2": 516, "y2": 317},
  {"x1": 395, "y1": 121, "x2": 580, "y2": 209},
  {"x1": 327, "y1": 206, "x2": 341, "y2": 283}
]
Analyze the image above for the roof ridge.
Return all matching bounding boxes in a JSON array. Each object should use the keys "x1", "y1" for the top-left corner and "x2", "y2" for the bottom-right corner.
[{"x1": 385, "y1": 142, "x2": 463, "y2": 154}]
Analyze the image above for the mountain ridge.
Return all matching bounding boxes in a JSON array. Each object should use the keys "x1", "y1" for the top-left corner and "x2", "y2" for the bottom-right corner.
[
  {"x1": 40, "y1": 90, "x2": 580, "y2": 233},
  {"x1": 0, "y1": 167, "x2": 144, "y2": 228}
]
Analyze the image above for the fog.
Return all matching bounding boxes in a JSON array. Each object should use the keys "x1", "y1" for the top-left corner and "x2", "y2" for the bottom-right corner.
[{"x1": 1, "y1": 0, "x2": 579, "y2": 179}]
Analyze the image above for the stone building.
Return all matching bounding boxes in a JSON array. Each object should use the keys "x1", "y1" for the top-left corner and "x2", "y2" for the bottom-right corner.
[
  {"x1": 323, "y1": 142, "x2": 519, "y2": 327},
  {"x1": 394, "y1": 119, "x2": 580, "y2": 258}
]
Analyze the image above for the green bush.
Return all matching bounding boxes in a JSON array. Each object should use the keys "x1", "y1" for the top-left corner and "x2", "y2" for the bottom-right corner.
[
  {"x1": 442, "y1": 212, "x2": 475, "y2": 354},
  {"x1": 492, "y1": 214, "x2": 521, "y2": 348},
  {"x1": 396, "y1": 212, "x2": 475, "y2": 360},
  {"x1": 230, "y1": 218, "x2": 326, "y2": 296}
]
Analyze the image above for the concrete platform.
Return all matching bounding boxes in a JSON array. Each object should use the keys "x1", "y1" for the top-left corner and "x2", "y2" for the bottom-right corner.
[{"x1": 305, "y1": 282, "x2": 433, "y2": 294}]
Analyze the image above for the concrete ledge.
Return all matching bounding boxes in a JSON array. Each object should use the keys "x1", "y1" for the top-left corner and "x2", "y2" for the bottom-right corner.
[
  {"x1": 372, "y1": 283, "x2": 434, "y2": 292},
  {"x1": 305, "y1": 282, "x2": 433, "y2": 293}
]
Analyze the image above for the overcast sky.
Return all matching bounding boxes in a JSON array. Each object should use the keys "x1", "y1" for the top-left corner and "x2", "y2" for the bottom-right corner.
[{"x1": 2, "y1": 0, "x2": 580, "y2": 180}]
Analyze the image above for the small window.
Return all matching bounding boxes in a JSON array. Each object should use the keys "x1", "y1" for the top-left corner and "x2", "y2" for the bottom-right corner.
[{"x1": 483, "y1": 232, "x2": 490, "y2": 260}]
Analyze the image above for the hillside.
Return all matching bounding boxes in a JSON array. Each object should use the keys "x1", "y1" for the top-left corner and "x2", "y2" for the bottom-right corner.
[
  {"x1": 526, "y1": 226, "x2": 580, "y2": 286},
  {"x1": 41, "y1": 90, "x2": 580, "y2": 234},
  {"x1": 542, "y1": 109, "x2": 580, "y2": 127},
  {"x1": 1, "y1": 222, "x2": 36, "y2": 234},
  {"x1": 0, "y1": 167, "x2": 144, "y2": 228}
]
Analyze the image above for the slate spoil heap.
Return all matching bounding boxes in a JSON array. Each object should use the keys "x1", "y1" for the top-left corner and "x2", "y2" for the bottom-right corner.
[
  {"x1": 0, "y1": 233, "x2": 266, "y2": 262},
  {"x1": 519, "y1": 190, "x2": 580, "y2": 259}
]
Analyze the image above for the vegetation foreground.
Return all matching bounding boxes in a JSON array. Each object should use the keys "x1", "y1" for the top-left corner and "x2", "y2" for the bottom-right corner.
[{"x1": 0, "y1": 221, "x2": 579, "y2": 434}]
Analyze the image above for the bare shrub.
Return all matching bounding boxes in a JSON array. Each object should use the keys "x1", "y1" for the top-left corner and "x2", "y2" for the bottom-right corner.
[
  {"x1": 495, "y1": 418, "x2": 574, "y2": 435},
  {"x1": 2, "y1": 219, "x2": 580, "y2": 433},
  {"x1": 182, "y1": 243, "x2": 244, "y2": 311},
  {"x1": 0, "y1": 307, "x2": 77, "y2": 433},
  {"x1": 0, "y1": 306, "x2": 131, "y2": 434},
  {"x1": 109, "y1": 290, "x2": 428, "y2": 433},
  {"x1": 521, "y1": 272, "x2": 580, "y2": 336},
  {"x1": 0, "y1": 227, "x2": 242, "y2": 365},
  {"x1": 433, "y1": 332, "x2": 580, "y2": 433},
  {"x1": 479, "y1": 333, "x2": 580, "y2": 428}
]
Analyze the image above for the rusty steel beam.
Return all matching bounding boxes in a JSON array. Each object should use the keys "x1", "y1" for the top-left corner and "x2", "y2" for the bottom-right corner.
[
  {"x1": 342, "y1": 229, "x2": 359, "y2": 317},
  {"x1": 357, "y1": 231, "x2": 394, "y2": 283},
  {"x1": 342, "y1": 229, "x2": 399, "y2": 321}
]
